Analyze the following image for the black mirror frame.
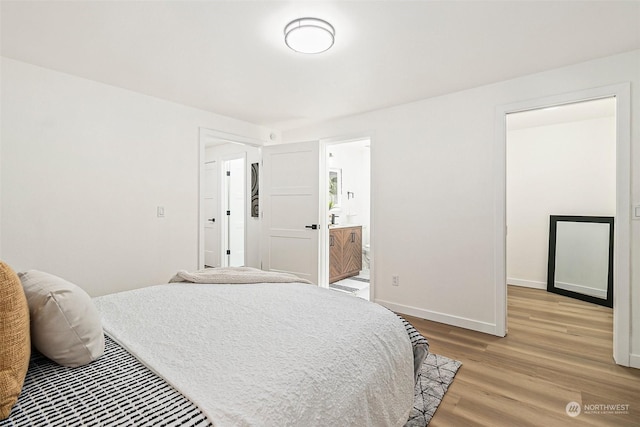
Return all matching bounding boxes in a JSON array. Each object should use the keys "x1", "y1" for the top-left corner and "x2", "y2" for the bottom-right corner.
[{"x1": 547, "y1": 215, "x2": 614, "y2": 308}]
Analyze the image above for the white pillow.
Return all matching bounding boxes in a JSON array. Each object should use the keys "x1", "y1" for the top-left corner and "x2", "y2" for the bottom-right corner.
[{"x1": 19, "y1": 270, "x2": 104, "y2": 367}]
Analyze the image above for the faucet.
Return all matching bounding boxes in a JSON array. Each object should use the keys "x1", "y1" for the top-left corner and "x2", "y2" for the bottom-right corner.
[{"x1": 331, "y1": 214, "x2": 339, "y2": 225}]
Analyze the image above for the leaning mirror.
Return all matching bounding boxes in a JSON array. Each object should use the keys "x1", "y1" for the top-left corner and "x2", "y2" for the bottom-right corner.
[{"x1": 547, "y1": 215, "x2": 613, "y2": 307}]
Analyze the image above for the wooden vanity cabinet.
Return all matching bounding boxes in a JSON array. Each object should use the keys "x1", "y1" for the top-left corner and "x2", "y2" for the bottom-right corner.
[{"x1": 329, "y1": 226, "x2": 362, "y2": 283}]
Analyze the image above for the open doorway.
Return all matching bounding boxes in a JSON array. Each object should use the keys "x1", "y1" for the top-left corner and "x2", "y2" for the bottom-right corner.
[
  {"x1": 199, "y1": 128, "x2": 262, "y2": 270},
  {"x1": 497, "y1": 83, "x2": 631, "y2": 366},
  {"x1": 324, "y1": 138, "x2": 371, "y2": 300},
  {"x1": 506, "y1": 97, "x2": 616, "y2": 297}
]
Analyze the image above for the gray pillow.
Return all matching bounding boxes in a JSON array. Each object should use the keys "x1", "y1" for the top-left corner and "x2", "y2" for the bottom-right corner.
[{"x1": 19, "y1": 270, "x2": 104, "y2": 367}]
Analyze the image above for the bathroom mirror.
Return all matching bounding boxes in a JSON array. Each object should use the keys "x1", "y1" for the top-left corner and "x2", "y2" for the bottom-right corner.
[
  {"x1": 547, "y1": 215, "x2": 613, "y2": 307},
  {"x1": 329, "y1": 168, "x2": 342, "y2": 209}
]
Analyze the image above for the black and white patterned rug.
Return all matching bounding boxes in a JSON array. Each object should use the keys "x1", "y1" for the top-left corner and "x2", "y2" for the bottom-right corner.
[{"x1": 406, "y1": 353, "x2": 462, "y2": 426}]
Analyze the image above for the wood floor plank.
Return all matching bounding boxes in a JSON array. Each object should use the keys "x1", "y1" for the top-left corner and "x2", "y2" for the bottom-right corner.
[{"x1": 406, "y1": 285, "x2": 640, "y2": 426}]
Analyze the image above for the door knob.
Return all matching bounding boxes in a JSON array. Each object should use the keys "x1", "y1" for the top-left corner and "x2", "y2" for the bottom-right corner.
[
  {"x1": 208, "y1": 218, "x2": 216, "y2": 222},
  {"x1": 305, "y1": 224, "x2": 318, "y2": 230}
]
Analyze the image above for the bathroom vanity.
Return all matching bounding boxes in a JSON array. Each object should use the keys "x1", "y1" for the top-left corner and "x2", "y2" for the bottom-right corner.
[{"x1": 329, "y1": 225, "x2": 362, "y2": 283}]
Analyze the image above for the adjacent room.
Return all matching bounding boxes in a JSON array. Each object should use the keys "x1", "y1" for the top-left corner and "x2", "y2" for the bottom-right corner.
[{"x1": 1, "y1": 1, "x2": 639, "y2": 426}]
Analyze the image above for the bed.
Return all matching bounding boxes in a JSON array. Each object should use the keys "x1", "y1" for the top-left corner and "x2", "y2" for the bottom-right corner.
[{"x1": 1, "y1": 267, "x2": 429, "y2": 427}]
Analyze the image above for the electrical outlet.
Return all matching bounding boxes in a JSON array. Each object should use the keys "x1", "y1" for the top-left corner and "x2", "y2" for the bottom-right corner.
[
  {"x1": 392, "y1": 275, "x2": 400, "y2": 286},
  {"x1": 157, "y1": 206, "x2": 165, "y2": 218}
]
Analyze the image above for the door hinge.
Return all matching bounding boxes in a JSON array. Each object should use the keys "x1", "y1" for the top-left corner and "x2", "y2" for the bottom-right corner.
[
  {"x1": 226, "y1": 250, "x2": 231, "y2": 255},
  {"x1": 226, "y1": 210, "x2": 231, "y2": 216},
  {"x1": 226, "y1": 171, "x2": 231, "y2": 176}
]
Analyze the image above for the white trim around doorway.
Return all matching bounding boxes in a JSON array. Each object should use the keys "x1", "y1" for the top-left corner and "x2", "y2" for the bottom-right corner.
[
  {"x1": 198, "y1": 127, "x2": 265, "y2": 270},
  {"x1": 494, "y1": 82, "x2": 631, "y2": 365},
  {"x1": 320, "y1": 133, "x2": 374, "y2": 300}
]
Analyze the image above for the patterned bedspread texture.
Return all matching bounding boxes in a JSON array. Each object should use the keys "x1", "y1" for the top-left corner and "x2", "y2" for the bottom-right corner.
[{"x1": 3, "y1": 283, "x2": 430, "y2": 427}]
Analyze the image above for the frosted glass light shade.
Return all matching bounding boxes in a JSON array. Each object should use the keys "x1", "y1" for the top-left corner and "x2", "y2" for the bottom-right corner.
[{"x1": 284, "y1": 18, "x2": 335, "y2": 54}]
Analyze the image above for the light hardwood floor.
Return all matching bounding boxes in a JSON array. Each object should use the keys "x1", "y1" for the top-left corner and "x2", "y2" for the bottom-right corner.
[{"x1": 405, "y1": 285, "x2": 640, "y2": 427}]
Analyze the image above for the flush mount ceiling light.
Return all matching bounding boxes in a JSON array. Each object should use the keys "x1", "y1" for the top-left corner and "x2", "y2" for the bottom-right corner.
[{"x1": 284, "y1": 18, "x2": 335, "y2": 54}]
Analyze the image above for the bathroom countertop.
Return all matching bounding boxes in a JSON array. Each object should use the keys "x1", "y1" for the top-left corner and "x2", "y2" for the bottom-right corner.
[{"x1": 328, "y1": 224, "x2": 362, "y2": 229}]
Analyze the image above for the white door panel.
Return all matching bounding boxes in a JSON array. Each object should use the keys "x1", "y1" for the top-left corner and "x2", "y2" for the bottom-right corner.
[
  {"x1": 262, "y1": 141, "x2": 320, "y2": 284},
  {"x1": 226, "y1": 157, "x2": 245, "y2": 267},
  {"x1": 268, "y1": 236, "x2": 314, "y2": 275},
  {"x1": 204, "y1": 161, "x2": 219, "y2": 267}
]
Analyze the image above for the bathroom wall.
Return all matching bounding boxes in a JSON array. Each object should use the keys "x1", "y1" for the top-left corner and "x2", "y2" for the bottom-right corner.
[{"x1": 327, "y1": 140, "x2": 371, "y2": 248}]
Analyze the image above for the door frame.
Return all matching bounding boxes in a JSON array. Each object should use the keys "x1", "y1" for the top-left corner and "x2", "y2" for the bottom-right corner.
[
  {"x1": 198, "y1": 127, "x2": 264, "y2": 270},
  {"x1": 320, "y1": 134, "x2": 374, "y2": 299},
  {"x1": 494, "y1": 83, "x2": 631, "y2": 365}
]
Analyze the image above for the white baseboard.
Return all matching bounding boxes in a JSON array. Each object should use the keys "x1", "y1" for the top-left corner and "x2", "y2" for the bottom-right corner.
[
  {"x1": 507, "y1": 278, "x2": 546, "y2": 289},
  {"x1": 629, "y1": 353, "x2": 640, "y2": 369},
  {"x1": 375, "y1": 299, "x2": 500, "y2": 336}
]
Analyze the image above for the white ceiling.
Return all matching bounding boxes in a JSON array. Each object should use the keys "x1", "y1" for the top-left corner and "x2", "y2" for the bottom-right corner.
[{"x1": 2, "y1": 1, "x2": 639, "y2": 131}]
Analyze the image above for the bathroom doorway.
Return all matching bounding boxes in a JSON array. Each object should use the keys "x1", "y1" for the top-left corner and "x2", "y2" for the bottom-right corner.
[{"x1": 324, "y1": 138, "x2": 372, "y2": 300}]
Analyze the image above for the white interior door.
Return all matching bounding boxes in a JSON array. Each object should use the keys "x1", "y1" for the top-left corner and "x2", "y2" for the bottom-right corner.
[
  {"x1": 204, "y1": 161, "x2": 219, "y2": 267},
  {"x1": 225, "y1": 157, "x2": 245, "y2": 267},
  {"x1": 261, "y1": 141, "x2": 320, "y2": 284}
]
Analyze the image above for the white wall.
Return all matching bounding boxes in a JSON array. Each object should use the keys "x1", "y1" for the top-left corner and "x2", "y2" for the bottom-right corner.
[
  {"x1": 506, "y1": 116, "x2": 616, "y2": 288},
  {"x1": 0, "y1": 58, "x2": 273, "y2": 296},
  {"x1": 282, "y1": 50, "x2": 640, "y2": 357},
  {"x1": 204, "y1": 143, "x2": 261, "y2": 268}
]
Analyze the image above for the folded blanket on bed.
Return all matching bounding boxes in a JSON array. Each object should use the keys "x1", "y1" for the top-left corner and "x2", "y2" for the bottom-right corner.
[{"x1": 169, "y1": 267, "x2": 312, "y2": 284}]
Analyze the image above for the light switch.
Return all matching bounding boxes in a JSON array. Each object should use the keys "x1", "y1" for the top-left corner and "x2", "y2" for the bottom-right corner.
[
  {"x1": 157, "y1": 206, "x2": 165, "y2": 218},
  {"x1": 634, "y1": 205, "x2": 640, "y2": 220}
]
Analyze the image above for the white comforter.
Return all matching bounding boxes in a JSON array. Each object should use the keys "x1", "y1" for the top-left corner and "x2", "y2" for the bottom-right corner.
[{"x1": 93, "y1": 283, "x2": 414, "y2": 427}]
